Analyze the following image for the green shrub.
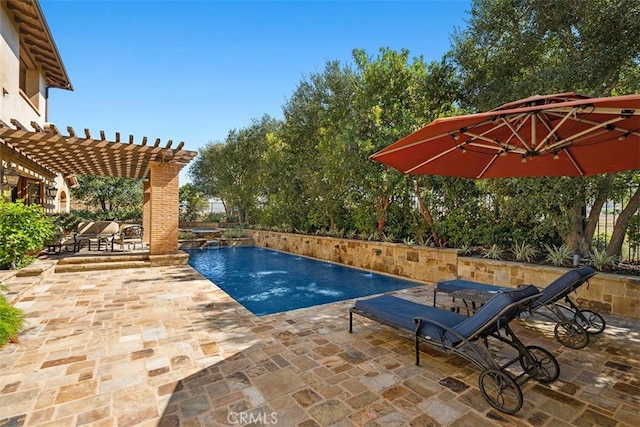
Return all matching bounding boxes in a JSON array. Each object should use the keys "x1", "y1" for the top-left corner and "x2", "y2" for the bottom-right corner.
[
  {"x1": 402, "y1": 237, "x2": 415, "y2": 245},
  {"x1": 205, "y1": 212, "x2": 228, "y2": 222},
  {"x1": 222, "y1": 229, "x2": 249, "y2": 239},
  {"x1": 381, "y1": 233, "x2": 395, "y2": 243},
  {"x1": 459, "y1": 243, "x2": 474, "y2": 256},
  {"x1": 589, "y1": 248, "x2": 617, "y2": 271},
  {"x1": 345, "y1": 230, "x2": 358, "y2": 240},
  {"x1": 592, "y1": 233, "x2": 609, "y2": 251},
  {"x1": 357, "y1": 232, "x2": 370, "y2": 241},
  {"x1": 626, "y1": 214, "x2": 640, "y2": 259},
  {"x1": 511, "y1": 242, "x2": 539, "y2": 262},
  {"x1": 416, "y1": 233, "x2": 434, "y2": 247},
  {"x1": 0, "y1": 289, "x2": 23, "y2": 346},
  {"x1": 544, "y1": 244, "x2": 573, "y2": 266},
  {"x1": 482, "y1": 244, "x2": 503, "y2": 260},
  {"x1": 0, "y1": 200, "x2": 53, "y2": 270},
  {"x1": 178, "y1": 231, "x2": 197, "y2": 240},
  {"x1": 50, "y1": 212, "x2": 82, "y2": 234},
  {"x1": 326, "y1": 228, "x2": 344, "y2": 238}
]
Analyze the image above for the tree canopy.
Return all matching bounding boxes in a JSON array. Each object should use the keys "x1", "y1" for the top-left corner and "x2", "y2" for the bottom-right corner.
[
  {"x1": 71, "y1": 176, "x2": 142, "y2": 220},
  {"x1": 189, "y1": 0, "x2": 639, "y2": 260}
]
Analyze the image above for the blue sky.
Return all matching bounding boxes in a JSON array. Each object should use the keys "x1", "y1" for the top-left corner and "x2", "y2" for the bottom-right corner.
[{"x1": 40, "y1": 0, "x2": 471, "y2": 183}]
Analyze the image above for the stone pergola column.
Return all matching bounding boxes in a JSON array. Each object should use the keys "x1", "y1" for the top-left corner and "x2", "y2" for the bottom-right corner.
[
  {"x1": 148, "y1": 161, "x2": 181, "y2": 255},
  {"x1": 142, "y1": 179, "x2": 151, "y2": 246}
]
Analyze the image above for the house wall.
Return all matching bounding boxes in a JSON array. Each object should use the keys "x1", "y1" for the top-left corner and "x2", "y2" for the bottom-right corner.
[
  {"x1": 248, "y1": 230, "x2": 640, "y2": 319},
  {"x1": 0, "y1": 4, "x2": 69, "y2": 213},
  {"x1": 0, "y1": 5, "x2": 47, "y2": 127}
]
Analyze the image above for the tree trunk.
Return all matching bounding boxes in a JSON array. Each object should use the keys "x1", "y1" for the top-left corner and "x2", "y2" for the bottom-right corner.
[
  {"x1": 376, "y1": 195, "x2": 390, "y2": 235},
  {"x1": 606, "y1": 186, "x2": 640, "y2": 258},
  {"x1": 564, "y1": 203, "x2": 585, "y2": 254},
  {"x1": 583, "y1": 174, "x2": 614, "y2": 250},
  {"x1": 237, "y1": 208, "x2": 246, "y2": 223},
  {"x1": 329, "y1": 216, "x2": 337, "y2": 232},
  {"x1": 415, "y1": 181, "x2": 444, "y2": 247}
]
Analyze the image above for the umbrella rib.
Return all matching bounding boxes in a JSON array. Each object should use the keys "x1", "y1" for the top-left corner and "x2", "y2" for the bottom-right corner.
[
  {"x1": 478, "y1": 114, "x2": 522, "y2": 137},
  {"x1": 500, "y1": 116, "x2": 532, "y2": 151},
  {"x1": 545, "y1": 112, "x2": 640, "y2": 138},
  {"x1": 562, "y1": 148, "x2": 585, "y2": 176},
  {"x1": 544, "y1": 117, "x2": 627, "y2": 153},
  {"x1": 550, "y1": 106, "x2": 640, "y2": 116},
  {"x1": 369, "y1": 118, "x2": 500, "y2": 158},
  {"x1": 405, "y1": 145, "x2": 460, "y2": 174},
  {"x1": 567, "y1": 128, "x2": 611, "y2": 145},
  {"x1": 463, "y1": 131, "x2": 525, "y2": 153},
  {"x1": 534, "y1": 107, "x2": 579, "y2": 151},
  {"x1": 368, "y1": 130, "x2": 452, "y2": 158},
  {"x1": 476, "y1": 154, "x2": 499, "y2": 179}
]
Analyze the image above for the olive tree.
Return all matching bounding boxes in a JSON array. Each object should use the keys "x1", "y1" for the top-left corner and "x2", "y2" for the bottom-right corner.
[{"x1": 448, "y1": 0, "x2": 640, "y2": 255}]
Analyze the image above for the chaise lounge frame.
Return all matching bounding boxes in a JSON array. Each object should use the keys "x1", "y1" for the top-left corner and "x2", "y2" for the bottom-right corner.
[
  {"x1": 349, "y1": 286, "x2": 560, "y2": 414},
  {"x1": 434, "y1": 267, "x2": 604, "y2": 349}
]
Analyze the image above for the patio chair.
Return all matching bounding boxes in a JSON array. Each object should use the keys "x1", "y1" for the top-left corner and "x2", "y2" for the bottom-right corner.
[
  {"x1": 45, "y1": 227, "x2": 75, "y2": 253},
  {"x1": 349, "y1": 285, "x2": 558, "y2": 414},
  {"x1": 74, "y1": 221, "x2": 120, "y2": 252},
  {"x1": 433, "y1": 267, "x2": 603, "y2": 349},
  {"x1": 111, "y1": 224, "x2": 144, "y2": 252}
]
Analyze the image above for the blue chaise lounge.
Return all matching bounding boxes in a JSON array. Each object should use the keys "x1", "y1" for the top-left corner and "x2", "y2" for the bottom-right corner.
[
  {"x1": 434, "y1": 266, "x2": 602, "y2": 349},
  {"x1": 349, "y1": 286, "x2": 559, "y2": 414}
]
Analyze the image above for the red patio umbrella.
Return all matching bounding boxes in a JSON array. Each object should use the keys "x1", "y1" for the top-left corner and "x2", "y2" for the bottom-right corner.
[{"x1": 370, "y1": 93, "x2": 640, "y2": 178}]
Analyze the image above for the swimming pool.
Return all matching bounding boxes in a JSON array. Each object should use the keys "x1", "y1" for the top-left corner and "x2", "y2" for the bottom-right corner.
[{"x1": 186, "y1": 246, "x2": 421, "y2": 316}]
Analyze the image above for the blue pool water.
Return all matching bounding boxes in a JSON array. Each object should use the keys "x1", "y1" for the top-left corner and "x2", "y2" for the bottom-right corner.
[{"x1": 186, "y1": 246, "x2": 420, "y2": 316}]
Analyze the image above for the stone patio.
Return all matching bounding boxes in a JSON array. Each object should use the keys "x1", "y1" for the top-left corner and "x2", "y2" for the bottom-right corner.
[{"x1": 0, "y1": 264, "x2": 638, "y2": 426}]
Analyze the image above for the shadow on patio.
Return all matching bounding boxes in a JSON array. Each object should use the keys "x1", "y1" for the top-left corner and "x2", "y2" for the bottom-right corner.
[
  {"x1": 0, "y1": 264, "x2": 637, "y2": 427},
  {"x1": 158, "y1": 293, "x2": 639, "y2": 426}
]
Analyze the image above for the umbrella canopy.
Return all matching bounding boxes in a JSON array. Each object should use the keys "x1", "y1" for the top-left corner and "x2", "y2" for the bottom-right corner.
[{"x1": 370, "y1": 93, "x2": 640, "y2": 178}]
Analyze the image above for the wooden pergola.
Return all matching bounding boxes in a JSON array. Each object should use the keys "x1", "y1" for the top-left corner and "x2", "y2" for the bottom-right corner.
[
  {"x1": 1, "y1": 0, "x2": 198, "y2": 256},
  {"x1": 0, "y1": 120, "x2": 197, "y2": 255}
]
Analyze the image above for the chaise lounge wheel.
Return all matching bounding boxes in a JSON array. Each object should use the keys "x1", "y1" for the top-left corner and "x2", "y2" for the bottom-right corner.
[
  {"x1": 478, "y1": 369, "x2": 523, "y2": 414},
  {"x1": 518, "y1": 345, "x2": 560, "y2": 383},
  {"x1": 574, "y1": 310, "x2": 606, "y2": 335},
  {"x1": 554, "y1": 321, "x2": 589, "y2": 349}
]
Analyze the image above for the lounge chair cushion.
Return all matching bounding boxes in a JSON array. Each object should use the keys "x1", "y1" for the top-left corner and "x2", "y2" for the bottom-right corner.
[
  {"x1": 532, "y1": 266, "x2": 595, "y2": 308},
  {"x1": 437, "y1": 267, "x2": 595, "y2": 311},
  {"x1": 354, "y1": 295, "x2": 467, "y2": 339},
  {"x1": 451, "y1": 285, "x2": 539, "y2": 341},
  {"x1": 354, "y1": 285, "x2": 540, "y2": 345}
]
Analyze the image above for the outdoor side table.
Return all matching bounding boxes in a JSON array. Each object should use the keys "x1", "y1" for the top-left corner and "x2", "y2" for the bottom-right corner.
[{"x1": 449, "y1": 289, "x2": 497, "y2": 316}]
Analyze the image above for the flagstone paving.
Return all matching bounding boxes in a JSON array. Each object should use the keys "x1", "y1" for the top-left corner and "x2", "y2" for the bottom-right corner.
[{"x1": 0, "y1": 265, "x2": 638, "y2": 426}]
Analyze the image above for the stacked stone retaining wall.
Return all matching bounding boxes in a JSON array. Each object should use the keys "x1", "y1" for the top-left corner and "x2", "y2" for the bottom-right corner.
[{"x1": 248, "y1": 230, "x2": 640, "y2": 319}]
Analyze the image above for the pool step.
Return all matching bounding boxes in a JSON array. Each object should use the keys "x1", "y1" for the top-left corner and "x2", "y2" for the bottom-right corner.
[{"x1": 55, "y1": 254, "x2": 151, "y2": 273}]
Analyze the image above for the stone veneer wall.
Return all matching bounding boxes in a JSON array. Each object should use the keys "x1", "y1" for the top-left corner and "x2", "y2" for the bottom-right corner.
[
  {"x1": 457, "y1": 257, "x2": 640, "y2": 319},
  {"x1": 179, "y1": 221, "x2": 220, "y2": 229},
  {"x1": 248, "y1": 230, "x2": 640, "y2": 320}
]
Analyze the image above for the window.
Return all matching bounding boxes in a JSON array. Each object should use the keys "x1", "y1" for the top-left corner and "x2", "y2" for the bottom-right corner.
[
  {"x1": 19, "y1": 52, "x2": 40, "y2": 112},
  {"x1": 25, "y1": 180, "x2": 42, "y2": 206}
]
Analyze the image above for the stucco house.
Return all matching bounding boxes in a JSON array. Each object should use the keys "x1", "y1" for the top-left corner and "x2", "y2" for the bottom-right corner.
[
  {"x1": 0, "y1": 0, "x2": 72, "y2": 213},
  {"x1": 0, "y1": 0, "x2": 197, "y2": 256}
]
